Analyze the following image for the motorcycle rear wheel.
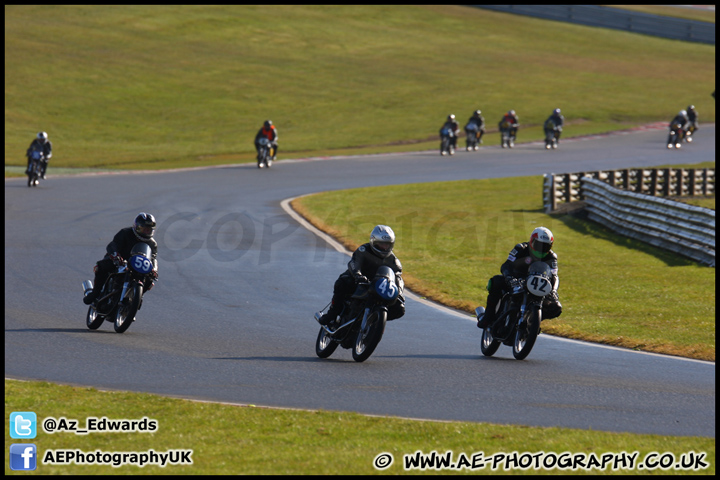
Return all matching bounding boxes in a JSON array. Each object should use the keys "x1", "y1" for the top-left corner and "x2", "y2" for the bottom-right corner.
[
  {"x1": 315, "y1": 326, "x2": 339, "y2": 358},
  {"x1": 114, "y1": 283, "x2": 142, "y2": 333},
  {"x1": 512, "y1": 309, "x2": 541, "y2": 360},
  {"x1": 86, "y1": 305, "x2": 104, "y2": 330},
  {"x1": 352, "y1": 309, "x2": 386, "y2": 362}
]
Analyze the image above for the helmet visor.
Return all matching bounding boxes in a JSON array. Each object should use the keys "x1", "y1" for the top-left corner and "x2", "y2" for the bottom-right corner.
[
  {"x1": 137, "y1": 225, "x2": 155, "y2": 237},
  {"x1": 531, "y1": 239, "x2": 551, "y2": 256},
  {"x1": 374, "y1": 241, "x2": 393, "y2": 252}
]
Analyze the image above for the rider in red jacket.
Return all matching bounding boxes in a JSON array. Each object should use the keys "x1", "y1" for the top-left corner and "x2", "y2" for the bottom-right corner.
[{"x1": 254, "y1": 120, "x2": 278, "y2": 160}]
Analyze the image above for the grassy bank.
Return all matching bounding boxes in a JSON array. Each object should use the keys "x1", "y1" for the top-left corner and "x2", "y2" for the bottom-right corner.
[
  {"x1": 292, "y1": 162, "x2": 715, "y2": 362},
  {"x1": 5, "y1": 5, "x2": 715, "y2": 172},
  {"x1": 5, "y1": 379, "x2": 714, "y2": 475}
]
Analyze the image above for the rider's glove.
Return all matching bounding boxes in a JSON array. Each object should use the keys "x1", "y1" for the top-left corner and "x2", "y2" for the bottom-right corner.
[
  {"x1": 150, "y1": 269, "x2": 158, "y2": 280},
  {"x1": 506, "y1": 276, "x2": 524, "y2": 293},
  {"x1": 355, "y1": 275, "x2": 369, "y2": 285},
  {"x1": 110, "y1": 252, "x2": 124, "y2": 267}
]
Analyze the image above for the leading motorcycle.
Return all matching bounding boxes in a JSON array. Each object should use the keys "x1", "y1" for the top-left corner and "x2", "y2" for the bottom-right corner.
[
  {"x1": 82, "y1": 242, "x2": 156, "y2": 333},
  {"x1": 544, "y1": 125, "x2": 559, "y2": 150},
  {"x1": 666, "y1": 122, "x2": 685, "y2": 149},
  {"x1": 500, "y1": 121, "x2": 517, "y2": 148},
  {"x1": 684, "y1": 124, "x2": 696, "y2": 144},
  {"x1": 314, "y1": 266, "x2": 400, "y2": 362},
  {"x1": 475, "y1": 261, "x2": 553, "y2": 360},
  {"x1": 440, "y1": 126, "x2": 456, "y2": 156},
  {"x1": 27, "y1": 150, "x2": 45, "y2": 187},
  {"x1": 257, "y1": 137, "x2": 274, "y2": 168},
  {"x1": 464, "y1": 123, "x2": 480, "y2": 151}
]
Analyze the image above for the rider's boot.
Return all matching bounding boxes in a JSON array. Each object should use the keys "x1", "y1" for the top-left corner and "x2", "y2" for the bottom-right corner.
[{"x1": 319, "y1": 299, "x2": 343, "y2": 326}]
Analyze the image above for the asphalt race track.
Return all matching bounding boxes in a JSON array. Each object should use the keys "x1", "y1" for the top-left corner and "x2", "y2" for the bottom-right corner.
[{"x1": 5, "y1": 125, "x2": 715, "y2": 438}]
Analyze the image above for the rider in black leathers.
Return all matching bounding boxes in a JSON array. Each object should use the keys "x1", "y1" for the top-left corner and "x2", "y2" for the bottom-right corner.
[
  {"x1": 667, "y1": 110, "x2": 689, "y2": 146},
  {"x1": 465, "y1": 110, "x2": 486, "y2": 147},
  {"x1": 477, "y1": 226, "x2": 562, "y2": 329},
  {"x1": 686, "y1": 105, "x2": 699, "y2": 134},
  {"x1": 439, "y1": 114, "x2": 461, "y2": 151},
  {"x1": 83, "y1": 213, "x2": 159, "y2": 305},
  {"x1": 25, "y1": 131, "x2": 53, "y2": 178},
  {"x1": 318, "y1": 225, "x2": 405, "y2": 325},
  {"x1": 543, "y1": 108, "x2": 564, "y2": 144}
]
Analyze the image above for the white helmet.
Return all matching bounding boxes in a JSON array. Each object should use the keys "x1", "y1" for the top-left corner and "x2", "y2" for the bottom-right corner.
[
  {"x1": 529, "y1": 227, "x2": 554, "y2": 259},
  {"x1": 369, "y1": 225, "x2": 395, "y2": 258},
  {"x1": 37, "y1": 131, "x2": 48, "y2": 143}
]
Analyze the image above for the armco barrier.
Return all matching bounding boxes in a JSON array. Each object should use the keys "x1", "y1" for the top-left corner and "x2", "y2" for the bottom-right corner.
[
  {"x1": 580, "y1": 177, "x2": 715, "y2": 266},
  {"x1": 473, "y1": 5, "x2": 715, "y2": 44},
  {"x1": 544, "y1": 168, "x2": 715, "y2": 213}
]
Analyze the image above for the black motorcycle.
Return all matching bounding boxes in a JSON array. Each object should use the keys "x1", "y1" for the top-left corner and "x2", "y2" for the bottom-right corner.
[
  {"x1": 314, "y1": 266, "x2": 400, "y2": 362},
  {"x1": 684, "y1": 124, "x2": 696, "y2": 144},
  {"x1": 544, "y1": 125, "x2": 560, "y2": 150},
  {"x1": 465, "y1": 123, "x2": 480, "y2": 151},
  {"x1": 27, "y1": 150, "x2": 45, "y2": 187},
  {"x1": 83, "y1": 243, "x2": 156, "y2": 333},
  {"x1": 666, "y1": 122, "x2": 685, "y2": 149},
  {"x1": 500, "y1": 121, "x2": 517, "y2": 148},
  {"x1": 439, "y1": 126, "x2": 455, "y2": 156},
  {"x1": 475, "y1": 262, "x2": 554, "y2": 360},
  {"x1": 257, "y1": 137, "x2": 273, "y2": 168}
]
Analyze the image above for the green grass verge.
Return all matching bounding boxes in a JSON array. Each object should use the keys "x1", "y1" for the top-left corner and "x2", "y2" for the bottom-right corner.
[
  {"x1": 4, "y1": 5, "x2": 715, "y2": 173},
  {"x1": 5, "y1": 379, "x2": 715, "y2": 475},
  {"x1": 292, "y1": 162, "x2": 715, "y2": 362}
]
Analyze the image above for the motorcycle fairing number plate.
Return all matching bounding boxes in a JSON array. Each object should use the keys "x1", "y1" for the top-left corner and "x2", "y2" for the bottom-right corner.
[
  {"x1": 526, "y1": 275, "x2": 551, "y2": 296},
  {"x1": 130, "y1": 254, "x2": 153, "y2": 274},
  {"x1": 374, "y1": 277, "x2": 399, "y2": 301}
]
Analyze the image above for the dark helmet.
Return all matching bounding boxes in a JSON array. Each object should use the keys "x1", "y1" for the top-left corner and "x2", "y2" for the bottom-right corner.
[
  {"x1": 263, "y1": 120, "x2": 273, "y2": 129},
  {"x1": 369, "y1": 225, "x2": 395, "y2": 258},
  {"x1": 474, "y1": 110, "x2": 482, "y2": 116},
  {"x1": 447, "y1": 114, "x2": 455, "y2": 122},
  {"x1": 529, "y1": 226, "x2": 553, "y2": 259},
  {"x1": 553, "y1": 108, "x2": 561, "y2": 115},
  {"x1": 687, "y1": 105, "x2": 695, "y2": 112},
  {"x1": 133, "y1": 212, "x2": 157, "y2": 241}
]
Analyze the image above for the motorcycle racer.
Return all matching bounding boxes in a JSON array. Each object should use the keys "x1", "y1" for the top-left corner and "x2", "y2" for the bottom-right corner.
[
  {"x1": 25, "y1": 131, "x2": 52, "y2": 179},
  {"x1": 318, "y1": 225, "x2": 405, "y2": 325},
  {"x1": 477, "y1": 226, "x2": 562, "y2": 329},
  {"x1": 83, "y1": 213, "x2": 159, "y2": 305}
]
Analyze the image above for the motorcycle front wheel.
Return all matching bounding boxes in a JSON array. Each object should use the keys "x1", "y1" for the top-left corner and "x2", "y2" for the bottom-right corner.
[
  {"x1": 86, "y1": 305, "x2": 104, "y2": 330},
  {"x1": 352, "y1": 309, "x2": 387, "y2": 362},
  {"x1": 512, "y1": 309, "x2": 541, "y2": 360},
  {"x1": 480, "y1": 326, "x2": 501, "y2": 357},
  {"x1": 315, "y1": 326, "x2": 339, "y2": 359},
  {"x1": 114, "y1": 283, "x2": 142, "y2": 333}
]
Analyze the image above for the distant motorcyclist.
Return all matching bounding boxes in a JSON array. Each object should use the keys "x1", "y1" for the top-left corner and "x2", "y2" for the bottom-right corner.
[
  {"x1": 685, "y1": 105, "x2": 699, "y2": 140},
  {"x1": 464, "y1": 110, "x2": 486, "y2": 150},
  {"x1": 25, "y1": 131, "x2": 52, "y2": 179},
  {"x1": 498, "y1": 110, "x2": 519, "y2": 146},
  {"x1": 667, "y1": 110, "x2": 689, "y2": 148},
  {"x1": 255, "y1": 120, "x2": 278, "y2": 161},
  {"x1": 543, "y1": 108, "x2": 564, "y2": 144},
  {"x1": 83, "y1": 213, "x2": 159, "y2": 305},
  {"x1": 439, "y1": 114, "x2": 461, "y2": 151},
  {"x1": 477, "y1": 226, "x2": 562, "y2": 329},
  {"x1": 318, "y1": 225, "x2": 405, "y2": 325}
]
